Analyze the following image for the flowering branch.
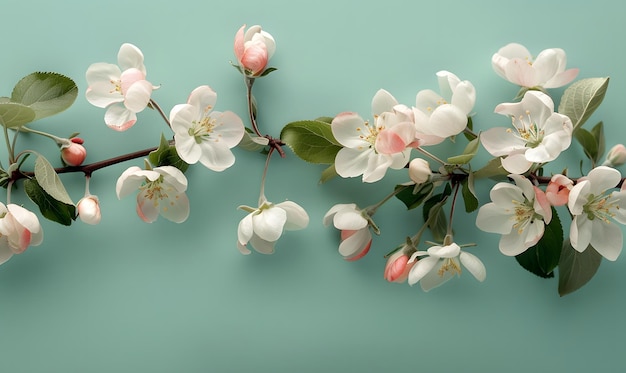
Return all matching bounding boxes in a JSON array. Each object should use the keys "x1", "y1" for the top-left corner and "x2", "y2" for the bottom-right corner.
[{"x1": 0, "y1": 26, "x2": 622, "y2": 299}]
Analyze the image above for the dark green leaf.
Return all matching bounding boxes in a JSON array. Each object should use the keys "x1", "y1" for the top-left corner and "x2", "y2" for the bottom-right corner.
[
  {"x1": 148, "y1": 134, "x2": 189, "y2": 172},
  {"x1": 574, "y1": 128, "x2": 598, "y2": 164},
  {"x1": 259, "y1": 67, "x2": 277, "y2": 77},
  {"x1": 514, "y1": 207, "x2": 563, "y2": 278},
  {"x1": 558, "y1": 240, "x2": 603, "y2": 296},
  {"x1": 461, "y1": 176, "x2": 478, "y2": 213},
  {"x1": 422, "y1": 184, "x2": 451, "y2": 242},
  {"x1": 280, "y1": 120, "x2": 342, "y2": 164},
  {"x1": 314, "y1": 116, "x2": 334, "y2": 124},
  {"x1": 11, "y1": 72, "x2": 78, "y2": 121},
  {"x1": 395, "y1": 182, "x2": 434, "y2": 210},
  {"x1": 591, "y1": 121, "x2": 605, "y2": 162},
  {"x1": 24, "y1": 178, "x2": 76, "y2": 226},
  {"x1": 0, "y1": 102, "x2": 36, "y2": 128},
  {"x1": 558, "y1": 77, "x2": 609, "y2": 131}
]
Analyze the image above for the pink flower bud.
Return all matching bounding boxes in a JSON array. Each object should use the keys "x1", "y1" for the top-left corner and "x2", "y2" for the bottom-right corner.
[
  {"x1": 77, "y1": 195, "x2": 101, "y2": 225},
  {"x1": 384, "y1": 250, "x2": 416, "y2": 283},
  {"x1": 545, "y1": 174, "x2": 573, "y2": 206},
  {"x1": 340, "y1": 229, "x2": 372, "y2": 261},
  {"x1": 61, "y1": 138, "x2": 87, "y2": 166},
  {"x1": 408, "y1": 158, "x2": 431, "y2": 184},
  {"x1": 234, "y1": 24, "x2": 276, "y2": 76},
  {"x1": 603, "y1": 144, "x2": 626, "y2": 167}
]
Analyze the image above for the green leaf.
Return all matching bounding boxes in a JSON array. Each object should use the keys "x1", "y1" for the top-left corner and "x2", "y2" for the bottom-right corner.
[
  {"x1": 463, "y1": 117, "x2": 477, "y2": 141},
  {"x1": 558, "y1": 240, "x2": 603, "y2": 296},
  {"x1": 11, "y1": 72, "x2": 78, "y2": 121},
  {"x1": 590, "y1": 121, "x2": 605, "y2": 162},
  {"x1": 461, "y1": 175, "x2": 478, "y2": 213},
  {"x1": 314, "y1": 116, "x2": 334, "y2": 124},
  {"x1": 0, "y1": 102, "x2": 36, "y2": 128},
  {"x1": 238, "y1": 129, "x2": 269, "y2": 152},
  {"x1": 280, "y1": 120, "x2": 342, "y2": 164},
  {"x1": 558, "y1": 77, "x2": 609, "y2": 131},
  {"x1": 24, "y1": 178, "x2": 76, "y2": 226},
  {"x1": 395, "y1": 182, "x2": 434, "y2": 210},
  {"x1": 259, "y1": 67, "x2": 277, "y2": 77},
  {"x1": 514, "y1": 207, "x2": 563, "y2": 278},
  {"x1": 34, "y1": 155, "x2": 74, "y2": 205},
  {"x1": 148, "y1": 134, "x2": 189, "y2": 172},
  {"x1": 447, "y1": 135, "x2": 480, "y2": 165},
  {"x1": 473, "y1": 157, "x2": 508, "y2": 181},
  {"x1": 574, "y1": 128, "x2": 598, "y2": 163},
  {"x1": 319, "y1": 164, "x2": 338, "y2": 184}
]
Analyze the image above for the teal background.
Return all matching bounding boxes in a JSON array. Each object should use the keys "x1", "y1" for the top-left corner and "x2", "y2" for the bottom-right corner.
[{"x1": 1, "y1": 0, "x2": 624, "y2": 372}]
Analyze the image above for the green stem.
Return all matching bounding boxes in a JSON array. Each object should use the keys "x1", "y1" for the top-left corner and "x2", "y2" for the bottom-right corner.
[
  {"x1": 366, "y1": 184, "x2": 409, "y2": 216},
  {"x1": 149, "y1": 99, "x2": 171, "y2": 128},
  {"x1": 416, "y1": 146, "x2": 446, "y2": 166},
  {"x1": 19, "y1": 126, "x2": 66, "y2": 145},
  {"x1": 4, "y1": 126, "x2": 15, "y2": 164}
]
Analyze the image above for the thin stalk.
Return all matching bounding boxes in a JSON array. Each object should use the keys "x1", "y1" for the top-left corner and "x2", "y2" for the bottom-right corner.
[
  {"x1": 149, "y1": 99, "x2": 171, "y2": 128},
  {"x1": 416, "y1": 146, "x2": 446, "y2": 166},
  {"x1": 4, "y1": 126, "x2": 14, "y2": 164},
  {"x1": 258, "y1": 147, "x2": 274, "y2": 205},
  {"x1": 447, "y1": 181, "x2": 461, "y2": 236},
  {"x1": 366, "y1": 184, "x2": 409, "y2": 216}
]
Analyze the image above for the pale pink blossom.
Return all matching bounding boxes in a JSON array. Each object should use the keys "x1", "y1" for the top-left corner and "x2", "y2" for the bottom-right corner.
[
  {"x1": 332, "y1": 89, "x2": 415, "y2": 183},
  {"x1": 476, "y1": 174, "x2": 552, "y2": 256},
  {"x1": 492, "y1": 43, "x2": 579, "y2": 89},
  {"x1": 237, "y1": 198, "x2": 309, "y2": 255},
  {"x1": 567, "y1": 166, "x2": 626, "y2": 261},
  {"x1": 481, "y1": 91, "x2": 573, "y2": 174},
  {"x1": 0, "y1": 203, "x2": 43, "y2": 265},
  {"x1": 116, "y1": 166, "x2": 189, "y2": 223},
  {"x1": 323, "y1": 203, "x2": 375, "y2": 261},
  {"x1": 407, "y1": 242, "x2": 486, "y2": 291},
  {"x1": 170, "y1": 86, "x2": 245, "y2": 171},
  {"x1": 86, "y1": 43, "x2": 157, "y2": 131}
]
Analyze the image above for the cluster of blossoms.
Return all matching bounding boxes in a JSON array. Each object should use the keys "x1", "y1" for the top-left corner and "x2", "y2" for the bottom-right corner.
[{"x1": 0, "y1": 25, "x2": 623, "y2": 297}]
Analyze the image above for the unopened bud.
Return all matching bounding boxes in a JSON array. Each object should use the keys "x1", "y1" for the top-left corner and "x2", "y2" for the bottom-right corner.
[
  {"x1": 61, "y1": 138, "x2": 87, "y2": 166},
  {"x1": 77, "y1": 195, "x2": 101, "y2": 225},
  {"x1": 408, "y1": 158, "x2": 432, "y2": 184},
  {"x1": 603, "y1": 144, "x2": 626, "y2": 167}
]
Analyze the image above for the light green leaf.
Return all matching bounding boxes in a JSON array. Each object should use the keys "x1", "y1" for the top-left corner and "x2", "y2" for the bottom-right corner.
[
  {"x1": 558, "y1": 77, "x2": 609, "y2": 131},
  {"x1": 447, "y1": 136, "x2": 480, "y2": 165},
  {"x1": 558, "y1": 240, "x2": 602, "y2": 296},
  {"x1": 473, "y1": 157, "x2": 508, "y2": 180},
  {"x1": 11, "y1": 72, "x2": 78, "y2": 121},
  {"x1": 280, "y1": 120, "x2": 342, "y2": 164},
  {"x1": 0, "y1": 102, "x2": 36, "y2": 128},
  {"x1": 24, "y1": 178, "x2": 76, "y2": 226},
  {"x1": 238, "y1": 129, "x2": 269, "y2": 152},
  {"x1": 319, "y1": 164, "x2": 338, "y2": 184},
  {"x1": 34, "y1": 155, "x2": 74, "y2": 205}
]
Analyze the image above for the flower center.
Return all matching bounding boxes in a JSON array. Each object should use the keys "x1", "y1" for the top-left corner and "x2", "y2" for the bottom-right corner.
[
  {"x1": 584, "y1": 193, "x2": 619, "y2": 223},
  {"x1": 356, "y1": 119, "x2": 385, "y2": 150},
  {"x1": 189, "y1": 113, "x2": 222, "y2": 144},
  {"x1": 511, "y1": 198, "x2": 541, "y2": 234},
  {"x1": 506, "y1": 110, "x2": 544, "y2": 148},
  {"x1": 438, "y1": 258, "x2": 461, "y2": 277},
  {"x1": 140, "y1": 177, "x2": 168, "y2": 201},
  {"x1": 109, "y1": 79, "x2": 123, "y2": 95}
]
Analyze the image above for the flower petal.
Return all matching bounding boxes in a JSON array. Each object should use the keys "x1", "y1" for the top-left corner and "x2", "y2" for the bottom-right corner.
[
  {"x1": 117, "y1": 43, "x2": 146, "y2": 74},
  {"x1": 104, "y1": 104, "x2": 137, "y2": 131},
  {"x1": 252, "y1": 206, "x2": 287, "y2": 242},
  {"x1": 460, "y1": 251, "x2": 486, "y2": 282},
  {"x1": 276, "y1": 201, "x2": 309, "y2": 231},
  {"x1": 407, "y1": 256, "x2": 439, "y2": 286},
  {"x1": 371, "y1": 89, "x2": 398, "y2": 116},
  {"x1": 590, "y1": 219, "x2": 622, "y2": 261},
  {"x1": 338, "y1": 228, "x2": 371, "y2": 259}
]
